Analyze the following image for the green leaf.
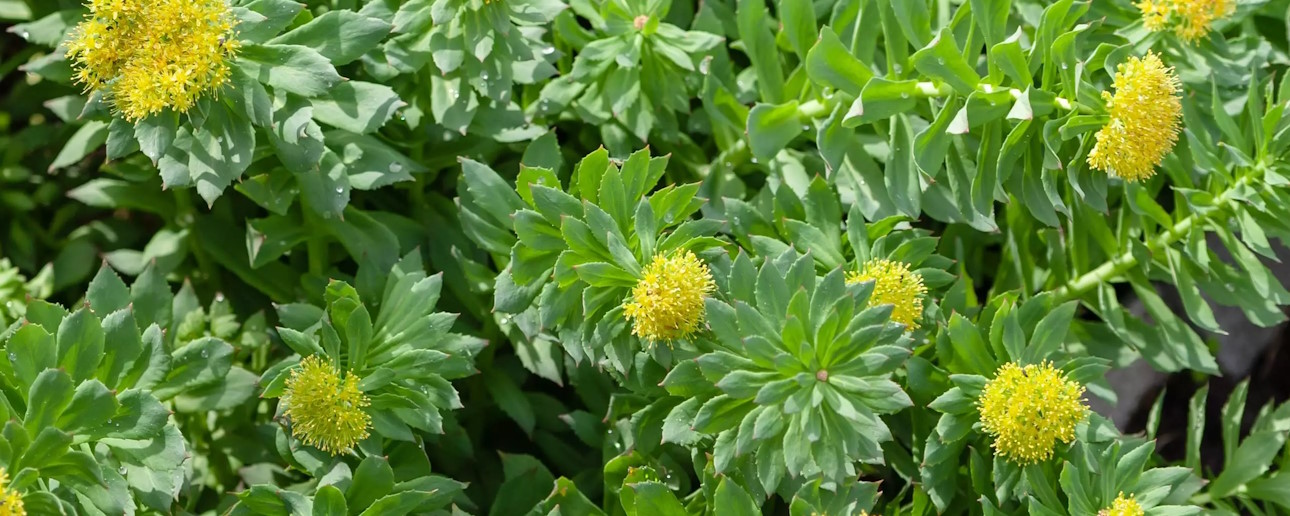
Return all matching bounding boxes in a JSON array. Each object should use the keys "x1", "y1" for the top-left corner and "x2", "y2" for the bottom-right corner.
[
  {"x1": 777, "y1": 0, "x2": 816, "y2": 58},
  {"x1": 484, "y1": 369, "x2": 536, "y2": 435},
  {"x1": 25, "y1": 369, "x2": 74, "y2": 435},
  {"x1": 910, "y1": 28, "x2": 981, "y2": 95},
  {"x1": 6, "y1": 324, "x2": 55, "y2": 387},
  {"x1": 621, "y1": 481, "x2": 687, "y2": 516},
  {"x1": 970, "y1": 0, "x2": 1011, "y2": 45},
  {"x1": 889, "y1": 0, "x2": 932, "y2": 48},
  {"x1": 461, "y1": 158, "x2": 525, "y2": 228},
  {"x1": 188, "y1": 104, "x2": 257, "y2": 206},
  {"x1": 57, "y1": 380, "x2": 119, "y2": 433},
  {"x1": 49, "y1": 121, "x2": 109, "y2": 171},
  {"x1": 806, "y1": 27, "x2": 871, "y2": 96},
  {"x1": 1023, "y1": 301, "x2": 1077, "y2": 364},
  {"x1": 845, "y1": 79, "x2": 925, "y2": 127},
  {"x1": 239, "y1": 0, "x2": 306, "y2": 42},
  {"x1": 152, "y1": 338, "x2": 234, "y2": 400},
  {"x1": 236, "y1": 44, "x2": 344, "y2": 97},
  {"x1": 106, "y1": 118, "x2": 141, "y2": 160},
  {"x1": 86, "y1": 264, "x2": 131, "y2": 315},
  {"x1": 1247, "y1": 472, "x2": 1290, "y2": 510},
  {"x1": 311, "y1": 82, "x2": 406, "y2": 134},
  {"x1": 490, "y1": 454, "x2": 556, "y2": 516},
  {"x1": 715, "y1": 478, "x2": 762, "y2": 515},
  {"x1": 312, "y1": 486, "x2": 347, "y2": 516},
  {"x1": 746, "y1": 101, "x2": 803, "y2": 162},
  {"x1": 173, "y1": 366, "x2": 259, "y2": 412},
  {"x1": 1166, "y1": 249, "x2": 1223, "y2": 334},
  {"x1": 533, "y1": 477, "x2": 607, "y2": 515},
  {"x1": 1185, "y1": 384, "x2": 1207, "y2": 471},
  {"x1": 888, "y1": 115, "x2": 921, "y2": 218},
  {"x1": 693, "y1": 394, "x2": 751, "y2": 434},
  {"x1": 347, "y1": 456, "x2": 396, "y2": 511},
  {"x1": 57, "y1": 308, "x2": 105, "y2": 383},
  {"x1": 270, "y1": 10, "x2": 392, "y2": 65},
  {"x1": 735, "y1": 0, "x2": 785, "y2": 103},
  {"x1": 1208, "y1": 430, "x2": 1288, "y2": 497}
]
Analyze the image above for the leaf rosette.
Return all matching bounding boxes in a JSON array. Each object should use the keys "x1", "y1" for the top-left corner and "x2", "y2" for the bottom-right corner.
[
  {"x1": 663, "y1": 250, "x2": 914, "y2": 488},
  {"x1": 460, "y1": 147, "x2": 724, "y2": 377},
  {"x1": 261, "y1": 254, "x2": 483, "y2": 455}
]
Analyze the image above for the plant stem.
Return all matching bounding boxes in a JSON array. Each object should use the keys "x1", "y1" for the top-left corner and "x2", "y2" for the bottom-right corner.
[
  {"x1": 173, "y1": 189, "x2": 219, "y2": 286},
  {"x1": 794, "y1": 81, "x2": 1091, "y2": 125},
  {"x1": 301, "y1": 206, "x2": 328, "y2": 276},
  {"x1": 1051, "y1": 172, "x2": 1258, "y2": 302}
]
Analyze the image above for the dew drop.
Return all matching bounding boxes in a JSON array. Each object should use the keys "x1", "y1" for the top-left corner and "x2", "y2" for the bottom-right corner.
[
  {"x1": 201, "y1": 349, "x2": 209, "y2": 358},
  {"x1": 542, "y1": 46, "x2": 556, "y2": 55},
  {"x1": 390, "y1": 162, "x2": 403, "y2": 173},
  {"x1": 699, "y1": 56, "x2": 712, "y2": 75},
  {"x1": 7, "y1": 352, "x2": 15, "y2": 362},
  {"x1": 118, "y1": 466, "x2": 127, "y2": 475},
  {"x1": 335, "y1": 187, "x2": 345, "y2": 194}
]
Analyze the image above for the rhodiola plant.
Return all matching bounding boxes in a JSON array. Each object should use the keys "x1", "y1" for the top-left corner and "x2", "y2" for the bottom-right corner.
[
  {"x1": 666, "y1": 251, "x2": 915, "y2": 489},
  {"x1": 0, "y1": 263, "x2": 247, "y2": 513},
  {"x1": 7, "y1": 0, "x2": 1290, "y2": 514},
  {"x1": 460, "y1": 147, "x2": 724, "y2": 378},
  {"x1": 17, "y1": 0, "x2": 420, "y2": 215},
  {"x1": 260, "y1": 254, "x2": 483, "y2": 454}
]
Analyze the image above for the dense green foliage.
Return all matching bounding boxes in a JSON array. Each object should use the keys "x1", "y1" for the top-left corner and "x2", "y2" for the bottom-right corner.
[{"x1": 4, "y1": 0, "x2": 1290, "y2": 514}]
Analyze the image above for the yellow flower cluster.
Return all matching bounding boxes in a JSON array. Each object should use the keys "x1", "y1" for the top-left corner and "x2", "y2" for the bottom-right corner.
[
  {"x1": 65, "y1": 0, "x2": 240, "y2": 121},
  {"x1": 0, "y1": 468, "x2": 23, "y2": 516},
  {"x1": 846, "y1": 259, "x2": 927, "y2": 330},
  {"x1": 1099, "y1": 493, "x2": 1145, "y2": 516},
  {"x1": 1137, "y1": 0, "x2": 1234, "y2": 42},
  {"x1": 978, "y1": 361, "x2": 1087, "y2": 465},
  {"x1": 623, "y1": 250, "x2": 716, "y2": 342},
  {"x1": 1087, "y1": 53, "x2": 1182, "y2": 182},
  {"x1": 282, "y1": 355, "x2": 372, "y2": 455}
]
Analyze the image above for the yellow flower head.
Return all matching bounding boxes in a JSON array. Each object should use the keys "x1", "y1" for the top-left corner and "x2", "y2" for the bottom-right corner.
[
  {"x1": 282, "y1": 355, "x2": 371, "y2": 455},
  {"x1": 1136, "y1": 0, "x2": 1234, "y2": 42},
  {"x1": 846, "y1": 259, "x2": 927, "y2": 330},
  {"x1": 1098, "y1": 493, "x2": 1145, "y2": 516},
  {"x1": 1087, "y1": 52, "x2": 1182, "y2": 182},
  {"x1": 978, "y1": 361, "x2": 1087, "y2": 465},
  {"x1": 622, "y1": 250, "x2": 716, "y2": 342},
  {"x1": 66, "y1": 0, "x2": 241, "y2": 121},
  {"x1": 0, "y1": 468, "x2": 24, "y2": 516}
]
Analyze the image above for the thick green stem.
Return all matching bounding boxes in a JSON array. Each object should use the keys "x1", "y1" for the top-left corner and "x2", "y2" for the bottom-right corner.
[
  {"x1": 794, "y1": 81, "x2": 1091, "y2": 126},
  {"x1": 301, "y1": 207, "x2": 329, "y2": 276},
  {"x1": 1051, "y1": 172, "x2": 1258, "y2": 302},
  {"x1": 173, "y1": 189, "x2": 219, "y2": 286}
]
